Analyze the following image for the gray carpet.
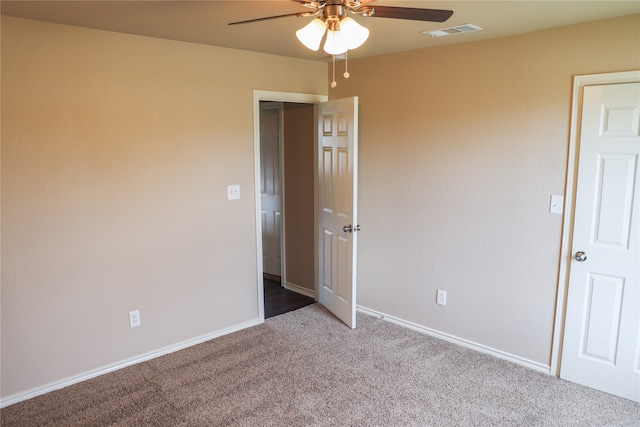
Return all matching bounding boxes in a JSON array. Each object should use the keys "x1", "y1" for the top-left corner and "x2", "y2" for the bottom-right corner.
[{"x1": 2, "y1": 304, "x2": 638, "y2": 426}]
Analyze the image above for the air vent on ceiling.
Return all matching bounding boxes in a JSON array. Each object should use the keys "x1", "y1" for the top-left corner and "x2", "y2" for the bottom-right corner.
[{"x1": 423, "y1": 24, "x2": 483, "y2": 38}]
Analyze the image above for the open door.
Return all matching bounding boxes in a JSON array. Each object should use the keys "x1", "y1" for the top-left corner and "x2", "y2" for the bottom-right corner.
[{"x1": 317, "y1": 97, "x2": 359, "y2": 328}]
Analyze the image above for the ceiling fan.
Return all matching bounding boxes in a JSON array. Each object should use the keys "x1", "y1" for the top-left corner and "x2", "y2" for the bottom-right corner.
[
  {"x1": 229, "y1": 1, "x2": 454, "y2": 26},
  {"x1": 229, "y1": 0, "x2": 454, "y2": 54},
  {"x1": 229, "y1": 1, "x2": 453, "y2": 87}
]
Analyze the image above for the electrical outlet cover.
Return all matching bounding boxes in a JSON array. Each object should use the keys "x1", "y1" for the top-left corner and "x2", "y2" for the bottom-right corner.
[
  {"x1": 436, "y1": 290, "x2": 447, "y2": 306},
  {"x1": 129, "y1": 310, "x2": 141, "y2": 328}
]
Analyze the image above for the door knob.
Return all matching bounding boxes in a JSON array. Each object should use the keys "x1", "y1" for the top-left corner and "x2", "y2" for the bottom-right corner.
[
  {"x1": 574, "y1": 251, "x2": 587, "y2": 262},
  {"x1": 343, "y1": 224, "x2": 361, "y2": 233}
]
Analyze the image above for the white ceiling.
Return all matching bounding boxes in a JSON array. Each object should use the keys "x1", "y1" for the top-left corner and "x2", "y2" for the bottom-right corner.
[{"x1": 2, "y1": 1, "x2": 638, "y2": 61}]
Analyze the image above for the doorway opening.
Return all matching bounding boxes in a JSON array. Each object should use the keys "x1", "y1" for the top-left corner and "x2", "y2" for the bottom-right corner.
[
  {"x1": 253, "y1": 91, "x2": 328, "y2": 321},
  {"x1": 259, "y1": 100, "x2": 314, "y2": 318}
]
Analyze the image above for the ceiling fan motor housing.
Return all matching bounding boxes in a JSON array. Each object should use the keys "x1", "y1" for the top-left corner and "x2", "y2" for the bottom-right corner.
[{"x1": 325, "y1": 2, "x2": 345, "y2": 20}]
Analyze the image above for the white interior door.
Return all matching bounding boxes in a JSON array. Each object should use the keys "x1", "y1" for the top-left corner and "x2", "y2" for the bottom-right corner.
[
  {"x1": 317, "y1": 97, "x2": 359, "y2": 328},
  {"x1": 560, "y1": 82, "x2": 640, "y2": 402},
  {"x1": 260, "y1": 103, "x2": 283, "y2": 277}
]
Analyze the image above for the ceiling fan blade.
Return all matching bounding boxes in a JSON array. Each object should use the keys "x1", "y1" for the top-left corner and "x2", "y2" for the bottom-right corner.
[
  {"x1": 228, "y1": 12, "x2": 310, "y2": 26},
  {"x1": 370, "y1": 6, "x2": 453, "y2": 23},
  {"x1": 289, "y1": 0, "x2": 322, "y2": 6}
]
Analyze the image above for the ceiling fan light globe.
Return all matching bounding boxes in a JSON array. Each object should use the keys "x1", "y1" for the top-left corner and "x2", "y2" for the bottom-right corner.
[
  {"x1": 339, "y1": 16, "x2": 369, "y2": 50},
  {"x1": 323, "y1": 29, "x2": 349, "y2": 55},
  {"x1": 296, "y1": 18, "x2": 326, "y2": 51}
]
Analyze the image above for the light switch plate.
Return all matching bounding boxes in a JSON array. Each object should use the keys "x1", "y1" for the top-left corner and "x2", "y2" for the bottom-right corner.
[
  {"x1": 227, "y1": 185, "x2": 240, "y2": 200},
  {"x1": 550, "y1": 195, "x2": 564, "y2": 214}
]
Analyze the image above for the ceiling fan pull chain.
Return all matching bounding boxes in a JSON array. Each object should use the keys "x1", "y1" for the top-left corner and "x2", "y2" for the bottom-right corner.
[
  {"x1": 343, "y1": 50, "x2": 350, "y2": 79},
  {"x1": 331, "y1": 54, "x2": 337, "y2": 88}
]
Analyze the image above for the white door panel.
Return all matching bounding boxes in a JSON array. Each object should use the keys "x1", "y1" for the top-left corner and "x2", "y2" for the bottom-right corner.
[
  {"x1": 561, "y1": 82, "x2": 640, "y2": 402},
  {"x1": 260, "y1": 103, "x2": 282, "y2": 277},
  {"x1": 318, "y1": 97, "x2": 358, "y2": 328}
]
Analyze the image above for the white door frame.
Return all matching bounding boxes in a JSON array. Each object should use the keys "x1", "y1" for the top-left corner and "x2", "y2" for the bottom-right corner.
[
  {"x1": 550, "y1": 70, "x2": 640, "y2": 376},
  {"x1": 253, "y1": 90, "x2": 328, "y2": 322}
]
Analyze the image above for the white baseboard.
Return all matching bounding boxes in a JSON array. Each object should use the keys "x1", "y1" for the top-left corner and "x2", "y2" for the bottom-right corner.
[
  {"x1": 3, "y1": 306, "x2": 551, "y2": 408},
  {"x1": 283, "y1": 281, "x2": 316, "y2": 299},
  {"x1": 357, "y1": 305, "x2": 551, "y2": 375},
  {"x1": 0, "y1": 318, "x2": 262, "y2": 408}
]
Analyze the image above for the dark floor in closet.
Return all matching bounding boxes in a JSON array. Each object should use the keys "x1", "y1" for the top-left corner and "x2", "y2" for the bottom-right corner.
[{"x1": 264, "y1": 278, "x2": 315, "y2": 319}]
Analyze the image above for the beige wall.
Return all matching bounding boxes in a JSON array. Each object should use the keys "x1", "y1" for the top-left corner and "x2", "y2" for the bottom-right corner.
[
  {"x1": 331, "y1": 14, "x2": 640, "y2": 366},
  {"x1": 0, "y1": 16, "x2": 327, "y2": 399},
  {"x1": 283, "y1": 103, "x2": 315, "y2": 292}
]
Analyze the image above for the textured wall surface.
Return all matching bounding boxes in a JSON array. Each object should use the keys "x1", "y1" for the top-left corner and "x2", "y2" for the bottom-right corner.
[
  {"x1": 1, "y1": 16, "x2": 326, "y2": 399},
  {"x1": 330, "y1": 14, "x2": 640, "y2": 367},
  {"x1": 284, "y1": 103, "x2": 315, "y2": 292}
]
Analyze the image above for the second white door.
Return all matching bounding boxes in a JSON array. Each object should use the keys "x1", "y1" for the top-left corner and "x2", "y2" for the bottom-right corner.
[{"x1": 560, "y1": 80, "x2": 640, "y2": 402}]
